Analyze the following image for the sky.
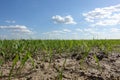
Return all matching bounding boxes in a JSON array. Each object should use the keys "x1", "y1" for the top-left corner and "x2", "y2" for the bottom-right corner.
[{"x1": 0, "y1": 0, "x2": 120, "y2": 39}]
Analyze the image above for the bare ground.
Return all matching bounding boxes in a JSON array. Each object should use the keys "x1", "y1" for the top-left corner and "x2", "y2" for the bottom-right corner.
[{"x1": 0, "y1": 50, "x2": 120, "y2": 80}]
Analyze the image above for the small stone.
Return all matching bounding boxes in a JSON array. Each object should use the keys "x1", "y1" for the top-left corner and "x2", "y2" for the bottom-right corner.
[
  {"x1": 40, "y1": 63, "x2": 44, "y2": 69},
  {"x1": 76, "y1": 54, "x2": 82, "y2": 61},
  {"x1": 26, "y1": 76, "x2": 32, "y2": 80},
  {"x1": 71, "y1": 53, "x2": 78, "y2": 59},
  {"x1": 79, "y1": 72, "x2": 85, "y2": 76}
]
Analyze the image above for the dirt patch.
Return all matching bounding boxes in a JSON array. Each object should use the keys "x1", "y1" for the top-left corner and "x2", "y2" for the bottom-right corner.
[{"x1": 0, "y1": 51, "x2": 120, "y2": 80}]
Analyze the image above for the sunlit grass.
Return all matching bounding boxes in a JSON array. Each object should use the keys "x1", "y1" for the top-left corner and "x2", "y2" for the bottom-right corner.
[{"x1": 0, "y1": 39, "x2": 120, "y2": 79}]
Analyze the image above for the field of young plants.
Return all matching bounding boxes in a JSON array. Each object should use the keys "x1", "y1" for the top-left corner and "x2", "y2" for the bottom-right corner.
[{"x1": 0, "y1": 39, "x2": 120, "y2": 80}]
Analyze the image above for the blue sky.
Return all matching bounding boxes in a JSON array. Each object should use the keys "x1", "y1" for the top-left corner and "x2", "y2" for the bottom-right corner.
[{"x1": 0, "y1": 0, "x2": 120, "y2": 39}]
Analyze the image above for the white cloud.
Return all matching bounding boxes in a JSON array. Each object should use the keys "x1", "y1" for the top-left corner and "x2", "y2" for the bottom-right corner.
[
  {"x1": 63, "y1": 29, "x2": 71, "y2": 32},
  {"x1": 85, "y1": 28, "x2": 101, "y2": 35},
  {"x1": 110, "y1": 28, "x2": 120, "y2": 32},
  {"x1": 83, "y1": 4, "x2": 120, "y2": 26},
  {"x1": 76, "y1": 28, "x2": 97, "y2": 34},
  {"x1": 43, "y1": 29, "x2": 71, "y2": 35},
  {"x1": 52, "y1": 30, "x2": 66, "y2": 34},
  {"x1": 71, "y1": 32, "x2": 77, "y2": 35},
  {"x1": 5, "y1": 20, "x2": 16, "y2": 23},
  {"x1": 52, "y1": 15, "x2": 77, "y2": 24},
  {"x1": 43, "y1": 30, "x2": 65, "y2": 35},
  {"x1": 0, "y1": 25, "x2": 33, "y2": 34},
  {"x1": 76, "y1": 28, "x2": 83, "y2": 32},
  {"x1": 76, "y1": 28, "x2": 100, "y2": 35},
  {"x1": 84, "y1": 28, "x2": 92, "y2": 32}
]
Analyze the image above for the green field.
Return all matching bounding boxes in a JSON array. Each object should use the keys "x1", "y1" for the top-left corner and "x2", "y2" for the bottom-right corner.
[
  {"x1": 0, "y1": 39, "x2": 120, "y2": 60},
  {"x1": 0, "y1": 39, "x2": 120, "y2": 80}
]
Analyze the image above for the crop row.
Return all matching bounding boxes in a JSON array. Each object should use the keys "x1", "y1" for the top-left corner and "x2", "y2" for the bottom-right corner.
[{"x1": 0, "y1": 39, "x2": 120, "y2": 79}]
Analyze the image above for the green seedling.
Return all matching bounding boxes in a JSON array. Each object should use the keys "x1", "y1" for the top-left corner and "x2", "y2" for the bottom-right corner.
[
  {"x1": 0, "y1": 39, "x2": 120, "y2": 79},
  {"x1": 57, "y1": 57, "x2": 67, "y2": 80},
  {"x1": 48, "y1": 48, "x2": 53, "y2": 63},
  {"x1": 93, "y1": 54, "x2": 100, "y2": 69},
  {"x1": 58, "y1": 70, "x2": 63, "y2": 80},
  {"x1": 0, "y1": 59, "x2": 3, "y2": 77},
  {"x1": 9, "y1": 54, "x2": 19, "y2": 80},
  {"x1": 17, "y1": 52, "x2": 34, "y2": 73}
]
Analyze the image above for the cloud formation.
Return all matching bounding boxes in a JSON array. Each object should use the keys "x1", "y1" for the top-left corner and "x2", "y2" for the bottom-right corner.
[
  {"x1": 63, "y1": 29, "x2": 71, "y2": 32},
  {"x1": 76, "y1": 28, "x2": 83, "y2": 32},
  {"x1": 52, "y1": 15, "x2": 77, "y2": 24},
  {"x1": 5, "y1": 20, "x2": 16, "y2": 23},
  {"x1": 110, "y1": 28, "x2": 120, "y2": 32},
  {"x1": 43, "y1": 29, "x2": 71, "y2": 35},
  {"x1": 83, "y1": 4, "x2": 120, "y2": 26},
  {"x1": 75, "y1": 28, "x2": 100, "y2": 36},
  {"x1": 0, "y1": 25, "x2": 33, "y2": 34}
]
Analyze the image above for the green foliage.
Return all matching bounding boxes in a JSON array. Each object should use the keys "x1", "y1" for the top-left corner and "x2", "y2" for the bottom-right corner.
[
  {"x1": 0, "y1": 39, "x2": 120, "y2": 79},
  {"x1": 9, "y1": 54, "x2": 19, "y2": 80},
  {"x1": 93, "y1": 54, "x2": 100, "y2": 69}
]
